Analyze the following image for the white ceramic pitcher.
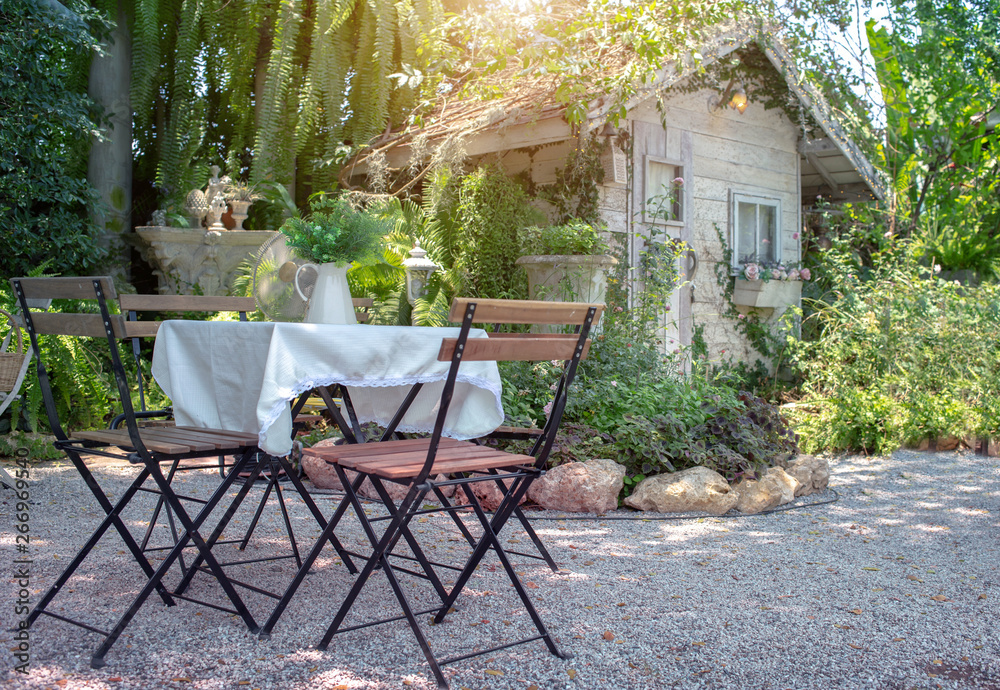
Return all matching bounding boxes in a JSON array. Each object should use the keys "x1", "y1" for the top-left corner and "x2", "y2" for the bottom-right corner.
[{"x1": 294, "y1": 262, "x2": 357, "y2": 324}]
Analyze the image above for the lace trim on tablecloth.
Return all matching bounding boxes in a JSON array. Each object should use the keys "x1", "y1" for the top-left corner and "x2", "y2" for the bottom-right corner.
[{"x1": 258, "y1": 372, "x2": 504, "y2": 452}]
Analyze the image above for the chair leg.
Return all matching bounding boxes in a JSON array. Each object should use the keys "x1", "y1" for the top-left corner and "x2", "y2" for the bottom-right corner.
[
  {"x1": 270, "y1": 471, "x2": 303, "y2": 569},
  {"x1": 274, "y1": 453, "x2": 357, "y2": 573},
  {"x1": 432, "y1": 485, "x2": 479, "y2": 547},
  {"x1": 484, "y1": 468, "x2": 558, "y2": 572},
  {"x1": 89, "y1": 449, "x2": 264, "y2": 668},
  {"x1": 317, "y1": 480, "x2": 450, "y2": 687},
  {"x1": 318, "y1": 474, "x2": 427, "y2": 646},
  {"x1": 452, "y1": 482, "x2": 569, "y2": 660},
  {"x1": 237, "y1": 473, "x2": 276, "y2": 551},
  {"x1": 432, "y1": 472, "x2": 537, "y2": 624},
  {"x1": 26, "y1": 458, "x2": 175, "y2": 632},
  {"x1": 368, "y1": 477, "x2": 450, "y2": 603},
  {"x1": 257, "y1": 459, "x2": 361, "y2": 639},
  {"x1": 173, "y1": 451, "x2": 270, "y2": 596},
  {"x1": 139, "y1": 457, "x2": 190, "y2": 578}
]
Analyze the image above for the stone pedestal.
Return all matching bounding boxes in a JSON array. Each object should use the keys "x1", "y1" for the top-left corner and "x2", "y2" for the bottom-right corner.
[
  {"x1": 133, "y1": 226, "x2": 275, "y2": 296},
  {"x1": 516, "y1": 255, "x2": 618, "y2": 303}
]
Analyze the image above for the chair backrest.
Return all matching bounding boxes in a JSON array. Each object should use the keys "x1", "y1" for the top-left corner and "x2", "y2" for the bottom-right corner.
[
  {"x1": 447, "y1": 297, "x2": 604, "y2": 327},
  {"x1": 10, "y1": 277, "x2": 129, "y2": 441},
  {"x1": 419, "y1": 298, "x2": 602, "y2": 485},
  {"x1": 352, "y1": 297, "x2": 374, "y2": 324},
  {"x1": 119, "y1": 294, "x2": 257, "y2": 338},
  {"x1": 118, "y1": 294, "x2": 257, "y2": 411}
]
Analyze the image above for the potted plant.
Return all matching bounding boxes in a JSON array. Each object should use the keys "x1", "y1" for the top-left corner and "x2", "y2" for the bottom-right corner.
[
  {"x1": 279, "y1": 193, "x2": 389, "y2": 323},
  {"x1": 224, "y1": 182, "x2": 262, "y2": 231},
  {"x1": 732, "y1": 261, "x2": 811, "y2": 308},
  {"x1": 515, "y1": 219, "x2": 618, "y2": 304}
]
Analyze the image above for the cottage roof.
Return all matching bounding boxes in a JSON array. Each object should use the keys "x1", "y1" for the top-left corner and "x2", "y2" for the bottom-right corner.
[{"x1": 346, "y1": 28, "x2": 886, "y2": 204}]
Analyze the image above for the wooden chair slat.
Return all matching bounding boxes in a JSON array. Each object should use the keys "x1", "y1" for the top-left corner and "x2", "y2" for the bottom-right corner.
[
  {"x1": 12, "y1": 276, "x2": 117, "y2": 301},
  {"x1": 332, "y1": 443, "x2": 499, "y2": 470},
  {"x1": 120, "y1": 294, "x2": 256, "y2": 313},
  {"x1": 123, "y1": 428, "x2": 219, "y2": 452},
  {"x1": 173, "y1": 426, "x2": 258, "y2": 444},
  {"x1": 123, "y1": 321, "x2": 160, "y2": 338},
  {"x1": 438, "y1": 336, "x2": 590, "y2": 362},
  {"x1": 141, "y1": 427, "x2": 246, "y2": 450},
  {"x1": 303, "y1": 437, "x2": 464, "y2": 461},
  {"x1": 488, "y1": 426, "x2": 543, "y2": 439},
  {"x1": 448, "y1": 297, "x2": 603, "y2": 326},
  {"x1": 73, "y1": 429, "x2": 192, "y2": 455},
  {"x1": 29, "y1": 312, "x2": 126, "y2": 338},
  {"x1": 352, "y1": 298, "x2": 374, "y2": 308},
  {"x1": 364, "y1": 452, "x2": 535, "y2": 480}
]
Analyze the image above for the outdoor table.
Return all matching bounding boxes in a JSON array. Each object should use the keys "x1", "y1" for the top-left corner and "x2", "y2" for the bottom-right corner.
[{"x1": 150, "y1": 321, "x2": 505, "y2": 455}]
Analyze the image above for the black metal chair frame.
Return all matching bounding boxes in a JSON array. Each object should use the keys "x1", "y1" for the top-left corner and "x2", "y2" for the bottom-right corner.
[
  {"x1": 276, "y1": 298, "x2": 598, "y2": 688},
  {"x1": 116, "y1": 295, "x2": 304, "y2": 577},
  {"x1": 11, "y1": 277, "x2": 356, "y2": 668}
]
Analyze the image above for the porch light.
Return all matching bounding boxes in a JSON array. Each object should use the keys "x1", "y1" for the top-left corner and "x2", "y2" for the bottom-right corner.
[
  {"x1": 710, "y1": 78, "x2": 749, "y2": 115},
  {"x1": 728, "y1": 84, "x2": 748, "y2": 114},
  {"x1": 402, "y1": 241, "x2": 438, "y2": 305}
]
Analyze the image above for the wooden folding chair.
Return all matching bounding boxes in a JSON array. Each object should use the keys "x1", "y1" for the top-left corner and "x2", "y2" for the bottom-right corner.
[
  {"x1": 116, "y1": 293, "x2": 311, "y2": 574},
  {"x1": 10, "y1": 277, "x2": 324, "y2": 668},
  {"x1": 295, "y1": 297, "x2": 602, "y2": 688}
]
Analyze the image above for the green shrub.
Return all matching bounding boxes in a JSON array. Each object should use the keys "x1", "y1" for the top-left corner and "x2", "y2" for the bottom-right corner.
[
  {"x1": 279, "y1": 194, "x2": 389, "y2": 266},
  {"x1": 519, "y1": 219, "x2": 608, "y2": 256},
  {"x1": 0, "y1": 1, "x2": 108, "y2": 278},
  {"x1": 455, "y1": 165, "x2": 542, "y2": 298},
  {"x1": 789, "y1": 238, "x2": 1000, "y2": 453}
]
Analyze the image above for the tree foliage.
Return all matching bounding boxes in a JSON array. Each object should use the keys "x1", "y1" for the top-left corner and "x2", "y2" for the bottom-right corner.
[
  {"x1": 864, "y1": 0, "x2": 999, "y2": 276},
  {"x1": 125, "y1": 0, "x2": 445, "y2": 213},
  {"x1": 0, "y1": 0, "x2": 108, "y2": 278}
]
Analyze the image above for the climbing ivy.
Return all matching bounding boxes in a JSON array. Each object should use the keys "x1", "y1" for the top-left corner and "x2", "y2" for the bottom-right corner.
[
  {"x1": 455, "y1": 165, "x2": 542, "y2": 299},
  {"x1": 712, "y1": 225, "x2": 787, "y2": 364},
  {"x1": 538, "y1": 134, "x2": 607, "y2": 225}
]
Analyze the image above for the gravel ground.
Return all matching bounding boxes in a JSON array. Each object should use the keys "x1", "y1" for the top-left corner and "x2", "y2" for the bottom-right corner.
[{"x1": 2, "y1": 449, "x2": 999, "y2": 690}]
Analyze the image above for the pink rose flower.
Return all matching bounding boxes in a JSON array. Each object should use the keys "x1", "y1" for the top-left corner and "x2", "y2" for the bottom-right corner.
[
  {"x1": 787, "y1": 268, "x2": 800, "y2": 281},
  {"x1": 799, "y1": 268, "x2": 811, "y2": 281},
  {"x1": 744, "y1": 263, "x2": 761, "y2": 281},
  {"x1": 792, "y1": 232, "x2": 800, "y2": 240}
]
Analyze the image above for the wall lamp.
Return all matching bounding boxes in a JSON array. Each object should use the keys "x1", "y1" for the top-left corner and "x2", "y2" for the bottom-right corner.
[{"x1": 709, "y1": 78, "x2": 749, "y2": 114}]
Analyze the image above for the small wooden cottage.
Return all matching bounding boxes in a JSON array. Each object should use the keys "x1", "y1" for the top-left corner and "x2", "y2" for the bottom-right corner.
[{"x1": 345, "y1": 29, "x2": 886, "y2": 366}]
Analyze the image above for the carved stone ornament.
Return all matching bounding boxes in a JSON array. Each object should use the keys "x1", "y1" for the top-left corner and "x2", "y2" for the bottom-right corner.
[{"x1": 134, "y1": 227, "x2": 276, "y2": 296}]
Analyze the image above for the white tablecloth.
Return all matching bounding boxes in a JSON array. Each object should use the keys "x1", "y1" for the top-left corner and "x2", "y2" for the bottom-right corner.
[{"x1": 150, "y1": 321, "x2": 504, "y2": 456}]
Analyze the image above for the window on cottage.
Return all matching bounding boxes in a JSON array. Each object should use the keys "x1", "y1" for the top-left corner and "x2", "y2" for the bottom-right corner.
[
  {"x1": 732, "y1": 193, "x2": 781, "y2": 268},
  {"x1": 644, "y1": 157, "x2": 684, "y2": 225}
]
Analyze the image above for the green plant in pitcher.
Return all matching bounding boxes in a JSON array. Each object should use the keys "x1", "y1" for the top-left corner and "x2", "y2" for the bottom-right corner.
[{"x1": 279, "y1": 194, "x2": 389, "y2": 266}]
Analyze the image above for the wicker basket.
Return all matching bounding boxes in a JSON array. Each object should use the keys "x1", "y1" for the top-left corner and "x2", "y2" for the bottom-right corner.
[{"x1": 0, "y1": 308, "x2": 25, "y2": 392}]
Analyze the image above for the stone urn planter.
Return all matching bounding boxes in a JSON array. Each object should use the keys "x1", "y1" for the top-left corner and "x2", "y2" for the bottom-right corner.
[
  {"x1": 228, "y1": 199, "x2": 253, "y2": 231},
  {"x1": 516, "y1": 254, "x2": 618, "y2": 304},
  {"x1": 731, "y1": 278, "x2": 801, "y2": 309}
]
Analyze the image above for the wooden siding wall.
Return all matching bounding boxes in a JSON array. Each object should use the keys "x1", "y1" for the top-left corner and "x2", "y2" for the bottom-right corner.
[
  {"x1": 629, "y1": 87, "x2": 801, "y2": 366},
  {"x1": 480, "y1": 85, "x2": 801, "y2": 368}
]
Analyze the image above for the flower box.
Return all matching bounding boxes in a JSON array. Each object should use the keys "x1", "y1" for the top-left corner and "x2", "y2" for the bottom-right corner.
[{"x1": 732, "y1": 279, "x2": 802, "y2": 308}]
